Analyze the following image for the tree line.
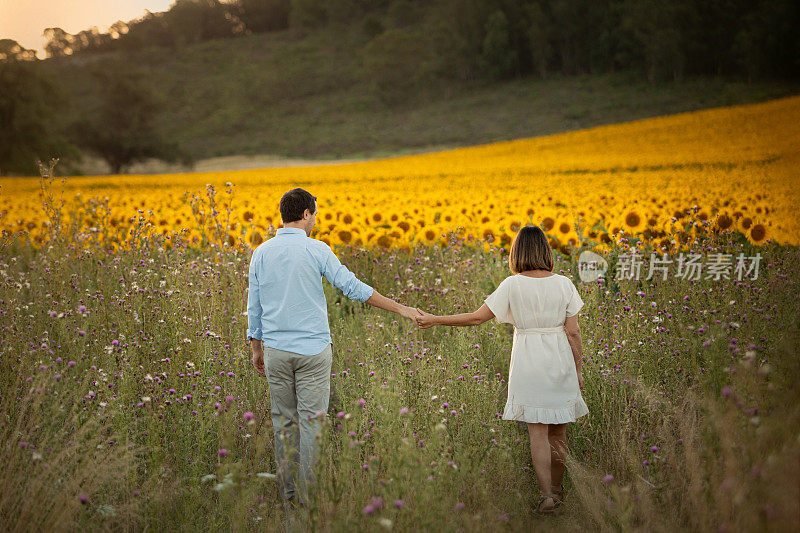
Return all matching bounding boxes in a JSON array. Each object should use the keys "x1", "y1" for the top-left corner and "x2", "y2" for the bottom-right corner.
[{"x1": 31, "y1": 0, "x2": 800, "y2": 84}]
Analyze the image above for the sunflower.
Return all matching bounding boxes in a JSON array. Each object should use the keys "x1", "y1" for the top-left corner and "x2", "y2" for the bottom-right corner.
[
  {"x1": 714, "y1": 213, "x2": 734, "y2": 232},
  {"x1": 748, "y1": 223, "x2": 767, "y2": 244},
  {"x1": 623, "y1": 209, "x2": 645, "y2": 233}
]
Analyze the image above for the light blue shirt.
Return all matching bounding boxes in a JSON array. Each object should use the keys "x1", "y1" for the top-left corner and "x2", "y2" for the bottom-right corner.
[{"x1": 246, "y1": 227, "x2": 374, "y2": 356}]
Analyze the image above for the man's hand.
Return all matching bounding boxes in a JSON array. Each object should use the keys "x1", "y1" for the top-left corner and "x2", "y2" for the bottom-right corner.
[
  {"x1": 250, "y1": 339, "x2": 265, "y2": 377},
  {"x1": 398, "y1": 305, "x2": 423, "y2": 321},
  {"x1": 414, "y1": 309, "x2": 438, "y2": 329},
  {"x1": 252, "y1": 353, "x2": 265, "y2": 376}
]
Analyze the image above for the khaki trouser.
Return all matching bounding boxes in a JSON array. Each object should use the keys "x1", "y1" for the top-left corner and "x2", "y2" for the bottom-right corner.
[{"x1": 265, "y1": 343, "x2": 332, "y2": 504}]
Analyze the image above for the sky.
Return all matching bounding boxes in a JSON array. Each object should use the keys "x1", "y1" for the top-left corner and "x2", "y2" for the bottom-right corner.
[{"x1": 0, "y1": 0, "x2": 175, "y2": 57}]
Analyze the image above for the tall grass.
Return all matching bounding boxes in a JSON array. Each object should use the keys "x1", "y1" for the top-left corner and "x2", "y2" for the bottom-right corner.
[{"x1": 0, "y1": 180, "x2": 797, "y2": 531}]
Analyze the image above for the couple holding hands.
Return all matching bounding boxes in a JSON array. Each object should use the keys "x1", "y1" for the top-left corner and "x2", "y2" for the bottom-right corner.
[{"x1": 247, "y1": 188, "x2": 588, "y2": 522}]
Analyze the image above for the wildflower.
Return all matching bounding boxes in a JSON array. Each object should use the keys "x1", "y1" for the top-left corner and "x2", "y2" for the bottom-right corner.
[
  {"x1": 399, "y1": 407, "x2": 409, "y2": 415},
  {"x1": 602, "y1": 474, "x2": 614, "y2": 483},
  {"x1": 78, "y1": 493, "x2": 89, "y2": 504},
  {"x1": 454, "y1": 502, "x2": 465, "y2": 511},
  {"x1": 394, "y1": 499, "x2": 404, "y2": 508},
  {"x1": 650, "y1": 445, "x2": 659, "y2": 453},
  {"x1": 721, "y1": 386, "x2": 732, "y2": 398},
  {"x1": 370, "y1": 497, "x2": 385, "y2": 510},
  {"x1": 218, "y1": 449, "x2": 228, "y2": 458},
  {"x1": 243, "y1": 412, "x2": 255, "y2": 424}
]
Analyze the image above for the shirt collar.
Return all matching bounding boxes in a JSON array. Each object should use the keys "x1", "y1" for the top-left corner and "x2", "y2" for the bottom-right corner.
[{"x1": 276, "y1": 227, "x2": 307, "y2": 236}]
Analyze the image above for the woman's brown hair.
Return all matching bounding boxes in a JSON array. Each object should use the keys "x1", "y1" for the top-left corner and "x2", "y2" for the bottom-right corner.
[{"x1": 508, "y1": 224, "x2": 554, "y2": 274}]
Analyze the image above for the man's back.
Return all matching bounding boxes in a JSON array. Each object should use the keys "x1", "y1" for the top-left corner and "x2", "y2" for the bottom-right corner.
[{"x1": 247, "y1": 227, "x2": 373, "y2": 356}]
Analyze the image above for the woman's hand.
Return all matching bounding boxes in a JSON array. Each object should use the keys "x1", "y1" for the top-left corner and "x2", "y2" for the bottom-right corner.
[
  {"x1": 414, "y1": 309, "x2": 438, "y2": 329},
  {"x1": 577, "y1": 372, "x2": 584, "y2": 390}
]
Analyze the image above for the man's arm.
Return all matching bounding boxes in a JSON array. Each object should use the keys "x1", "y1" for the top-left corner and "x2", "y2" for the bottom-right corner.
[
  {"x1": 246, "y1": 253, "x2": 263, "y2": 343},
  {"x1": 319, "y1": 243, "x2": 419, "y2": 320},
  {"x1": 365, "y1": 290, "x2": 422, "y2": 321}
]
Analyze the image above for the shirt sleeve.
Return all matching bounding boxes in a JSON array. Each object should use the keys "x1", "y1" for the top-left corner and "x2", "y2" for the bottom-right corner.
[
  {"x1": 484, "y1": 277, "x2": 513, "y2": 325},
  {"x1": 565, "y1": 280, "x2": 585, "y2": 317},
  {"x1": 246, "y1": 251, "x2": 263, "y2": 340},
  {"x1": 319, "y1": 243, "x2": 374, "y2": 303}
]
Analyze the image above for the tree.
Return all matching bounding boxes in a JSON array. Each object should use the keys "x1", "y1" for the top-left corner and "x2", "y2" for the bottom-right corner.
[
  {"x1": 619, "y1": 0, "x2": 686, "y2": 84},
  {"x1": 0, "y1": 39, "x2": 38, "y2": 62},
  {"x1": 43, "y1": 27, "x2": 74, "y2": 57},
  {"x1": 478, "y1": 10, "x2": 518, "y2": 81},
  {"x1": 239, "y1": 0, "x2": 291, "y2": 32},
  {"x1": 71, "y1": 64, "x2": 190, "y2": 173},
  {"x1": 524, "y1": 3, "x2": 552, "y2": 79},
  {"x1": 0, "y1": 61, "x2": 77, "y2": 175}
]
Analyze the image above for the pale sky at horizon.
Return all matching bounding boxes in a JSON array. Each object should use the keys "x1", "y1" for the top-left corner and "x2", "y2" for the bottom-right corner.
[{"x1": 0, "y1": 1, "x2": 175, "y2": 57}]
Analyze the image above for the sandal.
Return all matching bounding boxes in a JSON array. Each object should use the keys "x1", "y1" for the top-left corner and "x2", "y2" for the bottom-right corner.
[
  {"x1": 553, "y1": 484, "x2": 565, "y2": 507},
  {"x1": 536, "y1": 493, "x2": 556, "y2": 514}
]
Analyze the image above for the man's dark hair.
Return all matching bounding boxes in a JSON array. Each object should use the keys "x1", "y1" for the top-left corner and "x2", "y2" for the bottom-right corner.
[{"x1": 279, "y1": 188, "x2": 317, "y2": 223}]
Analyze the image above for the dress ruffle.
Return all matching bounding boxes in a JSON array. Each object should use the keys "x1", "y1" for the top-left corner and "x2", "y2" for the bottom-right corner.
[{"x1": 502, "y1": 394, "x2": 589, "y2": 424}]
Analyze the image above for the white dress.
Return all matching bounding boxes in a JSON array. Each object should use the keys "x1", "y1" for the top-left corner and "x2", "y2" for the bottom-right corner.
[{"x1": 484, "y1": 273, "x2": 589, "y2": 424}]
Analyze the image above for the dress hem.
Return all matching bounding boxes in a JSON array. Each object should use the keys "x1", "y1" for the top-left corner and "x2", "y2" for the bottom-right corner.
[{"x1": 502, "y1": 397, "x2": 589, "y2": 424}]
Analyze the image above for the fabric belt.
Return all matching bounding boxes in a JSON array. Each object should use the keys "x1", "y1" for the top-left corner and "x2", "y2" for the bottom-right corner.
[
  {"x1": 514, "y1": 326, "x2": 565, "y2": 334},
  {"x1": 513, "y1": 325, "x2": 573, "y2": 380}
]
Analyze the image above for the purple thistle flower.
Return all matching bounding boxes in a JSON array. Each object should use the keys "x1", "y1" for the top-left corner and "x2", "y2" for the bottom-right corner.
[
  {"x1": 602, "y1": 474, "x2": 614, "y2": 483},
  {"x1": 218, "y1": 449, "x2": 228, "y2": 458},
  {"x1": 78, "y1": 493, "x2": 88, "y2": 504}
]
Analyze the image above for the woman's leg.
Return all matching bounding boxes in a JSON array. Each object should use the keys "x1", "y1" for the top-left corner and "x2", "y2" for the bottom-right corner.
[
  {"x1": 548, "y1": 423, "x2": 568, "y2": 490},
  {"x1": 527, "y1": 422, "x2": 553, "y2": 495}
]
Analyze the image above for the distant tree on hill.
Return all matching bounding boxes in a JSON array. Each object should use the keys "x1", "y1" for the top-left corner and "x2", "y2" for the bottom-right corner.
[
  {"x1": 165, "y1": 0, "x2": 242, "y2": 48},
  {"x1": 239, "y1": 0, "x2": 291, "y2": 32},
  {"x1": 478, "y1": 10, "x2": 518, "y2": 80},
  {"x1": 71, "y1": 64, "x2": 191, "y2": 174},
  {"x1": 0, "y1": 61, "x2": 78, "y2": 175},
  {"x1": 0, "y1": 39, "x2": 38, "y2": 61},
  {"x1": 43, "y1": 27, "x2": 74, "y2": 57}
]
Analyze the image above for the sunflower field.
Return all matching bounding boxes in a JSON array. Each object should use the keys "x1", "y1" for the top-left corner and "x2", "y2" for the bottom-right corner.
[{"x1": 2, "y1": 95, "x2": 798, "y2": 253}]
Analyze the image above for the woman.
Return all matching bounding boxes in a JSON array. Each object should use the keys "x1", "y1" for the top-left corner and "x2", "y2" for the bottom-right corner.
[{"x1": 415, "y1": 224, "x2": 589, "y2": 513}]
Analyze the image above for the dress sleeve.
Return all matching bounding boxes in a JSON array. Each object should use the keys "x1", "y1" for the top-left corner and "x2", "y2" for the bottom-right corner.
[
  {"x1": 484, "y1": 277, "x2": 513, "y2": 325},
  {"x1": 565, "y1": 280, "x2": 585, "y2": 317}
]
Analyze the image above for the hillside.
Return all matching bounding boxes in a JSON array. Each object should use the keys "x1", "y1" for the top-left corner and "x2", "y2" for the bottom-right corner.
[{"x1": 40, "y1": 26, "x2": 800, "y2": 173}]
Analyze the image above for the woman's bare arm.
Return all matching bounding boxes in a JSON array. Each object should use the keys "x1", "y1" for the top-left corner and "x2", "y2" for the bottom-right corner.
[
  {"x1": 415, "y1": 303, "x2": 495, "y2": 328},
  {"x1": 564, "y1": 314, "x2": 583, "y2": 382}
]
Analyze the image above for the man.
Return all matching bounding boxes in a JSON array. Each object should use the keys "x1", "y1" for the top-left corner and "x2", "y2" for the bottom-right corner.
[{"x1": 246, "y1": 188, "x2": 421, "y2": 526}]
